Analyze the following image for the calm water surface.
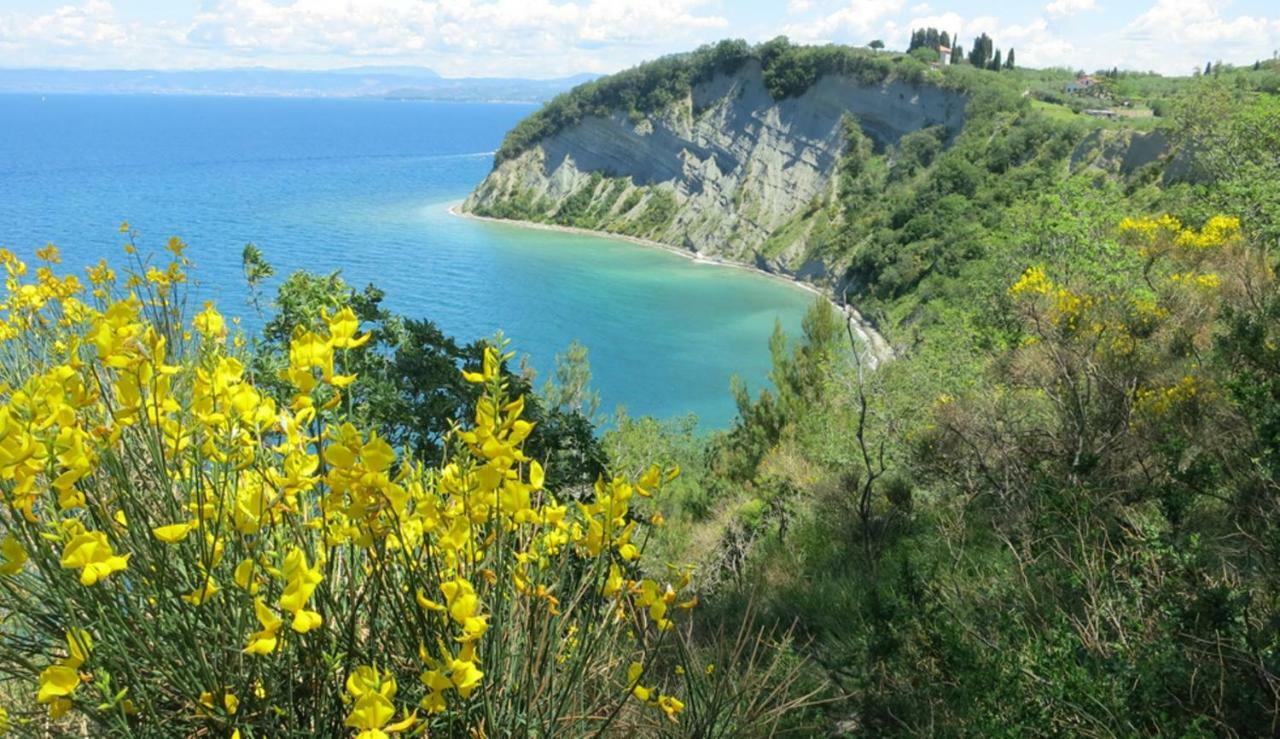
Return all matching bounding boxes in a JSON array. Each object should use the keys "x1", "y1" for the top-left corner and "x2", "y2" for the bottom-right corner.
[{"x1": 0, "y1": 94, "x2": 813, "y2": 427}]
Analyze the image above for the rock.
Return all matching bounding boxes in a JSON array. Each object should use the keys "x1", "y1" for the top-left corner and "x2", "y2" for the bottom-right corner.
[{"x1": 463, "y1": 61, "x2": 967, "y2": 289}]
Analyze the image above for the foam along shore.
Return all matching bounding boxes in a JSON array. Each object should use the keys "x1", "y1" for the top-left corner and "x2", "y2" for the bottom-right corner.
[{"x1": 447, "y1": 203, "x2": 895, "y2": 368}]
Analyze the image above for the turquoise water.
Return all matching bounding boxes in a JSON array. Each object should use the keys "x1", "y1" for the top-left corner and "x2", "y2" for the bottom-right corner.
[{"x1": 0, "y1": 94, "x2": 813, "y2": 427}]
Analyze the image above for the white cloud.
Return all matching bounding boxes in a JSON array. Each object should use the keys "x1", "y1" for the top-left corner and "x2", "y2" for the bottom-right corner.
[
  {"x1": 186, "y1": 0, "x2": 726, "y2": 59},
  {"x1": 0, "y1": 0, "x2": 729, "y2": 76},
  {"x1": 1120, "y1": 0, "x2": 1280, "y2": 73},
  {"x1": 782, "y1": 0, "x2": 908, "y2": 42},
  {"x1": 1, "y1": 0, "x2": 1278, "y2": 77},
  {"x1": 1045, "y1": 0, "x2": 1096, "y2": 18},
  {"x1": 1, "y1": 0, "x2": 126, "y2": 50}
]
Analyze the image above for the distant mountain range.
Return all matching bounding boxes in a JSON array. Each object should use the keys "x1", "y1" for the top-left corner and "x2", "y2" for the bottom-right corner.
[{"x1": 0, "y1": 67, "x2": 598, "y2": 102}]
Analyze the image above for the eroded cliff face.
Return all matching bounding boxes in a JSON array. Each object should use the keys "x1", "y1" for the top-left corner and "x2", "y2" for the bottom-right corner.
[{"x1": 463, "y1": 62, "x2": 968, "y2": 291}]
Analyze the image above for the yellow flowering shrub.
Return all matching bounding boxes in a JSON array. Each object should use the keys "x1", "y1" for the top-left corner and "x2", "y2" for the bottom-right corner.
[
  {"x1": 1120, "y1": 213, "x2": 1241, "y2": 255},
  {"x1": 0, "y1": 236, "x2": 699, "y2": 736},
  {"x1": 1006, "y1": 214, "x2": 1246, "y2": 440},
  {"x1": 1009, "y1": 265, "x2": 1093, "y2": 332}
]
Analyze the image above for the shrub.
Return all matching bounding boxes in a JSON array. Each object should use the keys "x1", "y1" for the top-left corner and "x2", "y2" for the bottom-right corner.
[{"x1": 0, "y1": 237, "x2": 712, "y2": 737}]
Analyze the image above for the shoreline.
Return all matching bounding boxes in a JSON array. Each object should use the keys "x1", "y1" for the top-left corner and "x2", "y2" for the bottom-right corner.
[{"x1": 447, "y1": 203, "x2": 894, "y2": 365}]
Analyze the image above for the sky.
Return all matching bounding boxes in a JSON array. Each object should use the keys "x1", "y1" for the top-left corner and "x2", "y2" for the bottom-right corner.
[{"x1": 0, "y1": 0, "x2": 1278, "y2": 78}]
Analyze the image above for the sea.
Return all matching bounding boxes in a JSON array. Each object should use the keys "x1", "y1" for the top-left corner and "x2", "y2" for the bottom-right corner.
[{"x1": 0, "y1": 94, "x2": 814, "y2": 428}]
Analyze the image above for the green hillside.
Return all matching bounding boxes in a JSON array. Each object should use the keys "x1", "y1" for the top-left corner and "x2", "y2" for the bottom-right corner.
[{"x1": 514, "y1": 40, "x2": 1280, "y2": 735}]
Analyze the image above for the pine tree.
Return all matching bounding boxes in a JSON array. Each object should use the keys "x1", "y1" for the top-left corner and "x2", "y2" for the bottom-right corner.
[{"x1": 1005, "y1": 48, "x2": 1015, "y2": 70}]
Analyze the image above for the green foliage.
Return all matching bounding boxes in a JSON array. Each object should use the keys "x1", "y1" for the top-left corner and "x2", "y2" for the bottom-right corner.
[
  {"x1": 251, "y1": 265, "x2": 606, "y2": 489},
  {"x1": 1166, "y1": 81, "x2": 1280, "y2": 244},
  {"x1": 621, "y1": 188, "x2": 679, "y2": 238}
]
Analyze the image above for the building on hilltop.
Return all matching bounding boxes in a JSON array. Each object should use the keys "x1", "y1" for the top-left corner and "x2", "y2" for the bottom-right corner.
[{"x1": 1066, "y1": 74, "x2": 1098, "y2": 93}]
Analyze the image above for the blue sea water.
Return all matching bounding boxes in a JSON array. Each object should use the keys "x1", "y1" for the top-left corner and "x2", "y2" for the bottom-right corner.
[{"x1": 0, "y1": 94, "x2": 814, "y2": 428}]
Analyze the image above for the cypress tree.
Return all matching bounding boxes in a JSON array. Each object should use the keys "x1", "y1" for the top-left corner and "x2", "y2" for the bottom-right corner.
[
  {"x1": 968, "y1": 33, "x2": 994, "y2": 67},
  {"x1": 951, "y1": 45, "x2": 963, "y2": 65},
  {"x1": 1006, "y1": 48, "x2": 1015, "y2": 70},
  {"x1": 990, "y1": 49, "x2": 1003, "y2": 71},
  {"x1": 1205, "y1": 61, "x2": 1212, "y2": 76}
]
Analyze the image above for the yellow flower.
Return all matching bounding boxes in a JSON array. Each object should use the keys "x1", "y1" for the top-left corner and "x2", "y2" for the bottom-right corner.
[
  {"x1": 193, "y1": 302, "x2": 227, "y2": 340},
  {"x1": 345, "y1": 666, "x2": 416, "y2": 739},
  {"x1": 447, "y1": 656, "x2": 484, "y2": 698},
  {"x1": 245, "y1": 598, "x2": 283, "y2": 656},
  {"x1": 327, "y1": 307, "x2": 371, "y2": 349},
  {"x1": 280, "y1": 547, "x2": 324, "y2": 633},
  {"x1": 182, "y1": 577, "x2": 221, "y2": 606},
  {"x1": 462, "y1": 346, "x2": 500, "y2": 384},
  {"x1": 37, "y1": 630, "x2": 93, "y2": 716},
  {"x1": 440, "y1": 577, "x2": 488, "y2": 642},
  {"x1": 0, "y1": 534, "x2": 27, "y2": 575},
  {"x1": 60, "y1": 531, "x2": 129, "y2": 586},
  {"x1": 234, "y1": 558, "x2": 262, "y2": 594},
  {"x1": 602, "y1": 563, "x2": 624, "y2": 598},
  {"x1": 627, "y1": 661, "x2": 652, "y2": 701},
  {"x1": 657, "y1": 694, "x2": 685, "y2": 721},
  {"x1": 37, "y1": 663, "x2": 80, "y2": 704},
  {"x1": 35, "y1": 243, "x2": 62, "y2": 263},
  {"x1": 152, "y1": 521, "x2": 197, "y2": 544}
]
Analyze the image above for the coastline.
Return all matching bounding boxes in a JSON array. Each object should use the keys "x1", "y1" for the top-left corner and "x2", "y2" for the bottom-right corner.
[{"x1": 447, "y1": 203, "x2": 894, "y2": 366}]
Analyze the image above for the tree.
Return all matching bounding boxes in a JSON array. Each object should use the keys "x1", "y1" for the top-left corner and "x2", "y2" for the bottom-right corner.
[
  {"x1": 990, "y1": 49, "x2": 1003, "y2": 71},
  {"x1": 950, "y1": 45, "x2": 963, "y2": 65},
  {"x1": 869, "y1": 39, "x2": 884, "y2": 50},
  {"x1": 1005, "y1": 48, "x2": 1015, "y2": 70},
  {"x1": 542, "y1": 340, "x2": 601, "y2": 418},
  {"x1": 968, "y1": 33, "x2": 994, "y2": 67},
  {"x1": 1205, "y1": 61, "x2": 1213, "y2": 76}
]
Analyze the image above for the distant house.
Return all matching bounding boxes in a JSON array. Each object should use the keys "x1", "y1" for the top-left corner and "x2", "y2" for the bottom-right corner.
[
  {"x1": 1083, "y1": 108, "x2": 1117, "y2": 119},
  {"x1": 938, "y1": 46, "x2": 952, "y2": 66},
  {"x1": 1066, "y1": 75, "x2": 1098, "y2": 93}
]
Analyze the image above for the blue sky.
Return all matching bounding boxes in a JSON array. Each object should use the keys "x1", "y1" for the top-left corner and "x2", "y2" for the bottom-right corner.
[{"x1": 1, "y1": 1, "x2": 1277, "y2": 77}]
